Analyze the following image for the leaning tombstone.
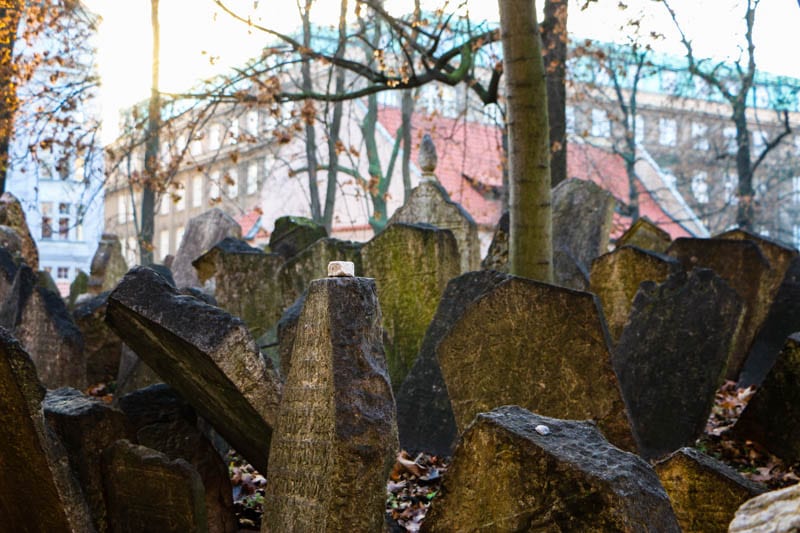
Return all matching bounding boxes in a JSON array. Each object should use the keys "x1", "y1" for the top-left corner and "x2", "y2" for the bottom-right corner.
[
  {"x1": 590, "y1": 246, "x2": 681, "y2": 343},
  {"x1": 613, "y1": 269, "x2": 743, "y2": 460},
  {"x1": 480, "y1": 211, "x2": 509, "y2": 272},
  {"x1": 362, "y1": 222, "x2": 460, "y2": 387},
  {"x1": 263, "y1": 265, "x2": 397, "y2": 533},
  {"x1": 106, "y1": 266, "x2": 281, "y2": 474},
  {"x1": 0, "y1": 191, "x2": 39, "y2": 269},
  {"x1": 171, "y1": 208, "x2": 242, "y2": 288},
  {"x1": 729, "y1": 483, "x2": 800, "y2": 533},
  {"x1": 654, "y1": 447, "x2": 764, "y2": 533},
  {"x1": 102, "y1": 439, "x2": 208, "y2": 533},
  {"x1": 615, "y1": 217, "x2": 672, "y2": 253},
  {"x1": 437, "y1": 275, "x2": 636, "y2": 452},
  {"x1": 423, "y1": 406, "x2": 680, "y2": 532},
  {"x1": 268, "y1": 215, "x2": 327, "y2": 260},
  {"x1": 87, "y1": 233, "x2": 128, "y2": 295},
  {"x1": 73, "y1": 292, "x2": 124, "y2": 384},
  {"x1": 0, "y1": 328, "x2": 94, "y2": 532}
]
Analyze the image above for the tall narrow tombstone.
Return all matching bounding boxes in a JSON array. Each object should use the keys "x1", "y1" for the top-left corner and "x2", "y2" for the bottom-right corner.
[
  {"x1": 480, "y1": 211, "x2": 509, "y2": 272},
  {"x1": 613, "y1": 269, "x2": 743, "y2": 460},
  {"x1": 67, "y1": 269, "x2": 89, "y2": 309},
  {"x1": 0, "y1": 191, "x2": 39, "y2": 269},
  {"x1": 590, "y1": 246, "x2": 681, "y2": 343},
  {"x1": 171, "y1": 208, "x2": 242, "y2": 288},
  {"x1": 396, "y1": 270, "x2": 510, "y2": 456},
  {"x1": 106, "y1": 266, "x2": 281, "y2": 474},
  {"x1": 362, "y1": 222, "x2": 460, "y2": 387},
  {"x1": 615, "y1": 217, "x2": 672, "y2": 253},
  {"x1": 263, "y1": 272, "x2": 397, "y2": 533},
  {"x1": 0, "y1": 328, "x2": 94, "y2": 532},
  {"x1": 729, "y1": 483, "x2": 800, "y2": 533},
  {"x1": 388, "y1": 180, "x2": 481, "y2": 273},
  {"x1": 103, "y1": 439, "x2": 209, "y2": 533},
  {"x1": 654, "y1": 447, "x2": 765, "y2": 533},
  {"x1": 667, "y1": 237, "x2": 773, "y2": 380},
  {"x1": 193, "y1": 237, "x2": 285, "y2": 338},
  {"x1": 423, "y1": 407, "x2": 680, "y2": 532},
  {"x1": 73, "y1": 292, "x2": 124, "y2": 384},
  {"x1": 88, "y1": 233, "x2": 129, "y2": 295},
  {"x1": 717, "y1": 228, "x2": 797, "y2": 293},
  {"x1": 552, "y1": 178, "x2": 616, "y2": 272},
  {"x1": 268, "y1": 215, "x2": 327, "y2": 260},
  {"x1": 733, "y1": 334, "x2": 800, "y2": 463},
  {"x1": 437, "y1": 276, "x2": 636, "y2": 452}
]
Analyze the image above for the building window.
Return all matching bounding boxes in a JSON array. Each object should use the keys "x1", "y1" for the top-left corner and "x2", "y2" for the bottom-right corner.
[
  {"x1": 192, "y1": 175, "x2": 203, "y2": 208},
  {"x1": 723, "y1": 127, "x2": 737, "y2": 154},
  {"x1": 209, "y1": 124, "x2": 222, "y2": 150},
  {"x1": 246, "y1": 111, "x2": 258, "y2": 136},
  {"x1": 58, "y1": 203, "x2": 70, "y2": 240},
  {"x1": 691, "y1": 172, "x2": 709, "y2": 204},
  {"x1": 793, "y1": 176, "x2": 800, "y2": 205},
  {"x1": 209, "y1": 171, "x2": 221, "y2": 202},
  {"x1": 175, "y1": 226, "x2": 185, "y2": 250},
  {"x1": 658, "y1": 118, "x2": 677, "y2": 146},
  {"x1": 565, "y1": 106, "x2": 576, "y2": 134},
  {"x1": 190, "y1": 138, "x2": 202, "y2": 157},
  {"x1": 159, "y1": 196, "x2": 170, "y2": 215},
  {"x1": 691, "y1": 122, "x2": 709, "y2": 150},
  {"x1": 125, "y1": 236, "x2": 138, "y2": 266},
  {"x1": 159, "y1": 230, "x2": 170, "y2": 261},
  {"x1": 175, "y1": 182, "x2": 185, "y2": 211},
  {"x1": 228, "y1": 118, "x2": 239, "y2": 145},
  {"x1": 634, "y1": 115, "x2": 645, "y2": 144},
  {"x1": 724, "y1": 173, "x2": 738, "y2": 205},
  {"x1": 226, "y1": 168, "x2": 238, "y2": 198},
  {"x1": 590, "y1": 109, "x2": 610, "y2": 138},
  {"x1": 56, "y1": 266, "x2": 69, "y2": 280},
  {"x1": 752, "y1": 130, "x2": 767, "y2": 153},
  {"x1": 41, "y1": 202, "x2": 53, "y2": 239},
  {"x1": 247, "y1": 162, "x2": 258, "y2": 195}
]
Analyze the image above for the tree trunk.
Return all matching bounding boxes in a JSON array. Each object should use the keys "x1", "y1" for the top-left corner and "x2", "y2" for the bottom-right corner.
[
  {"x1": 140, "y1": 0, "x2": 160, "y2": 265},
  {"x1": 301, "y1": 0, "x2": 321, "y2": 223},
  {"x1": 499, "y1": 0, "x2": 552, "y2": 282},
  {"x1": 542, "y1": 0, "x2": 567, "y2": 188},
  {"x1": 401, "y1": 89, "x2": 414, "y2": 199},
  {"x1": 734, "y1": 105, "x2": 754, "y2": 230},
  {"x1": 0, "y1": 1, "x2": 22, "y2": 193}
]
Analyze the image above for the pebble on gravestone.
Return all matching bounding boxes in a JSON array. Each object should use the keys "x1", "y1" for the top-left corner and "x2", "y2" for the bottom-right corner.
[
  {"x1": 437, "y1": 275, "x2": 636, "y2": 452},
  {"x1": 0, "y1": 192, "x2": 39, "y2": 270},
  {"x1": 362, "y1": 222, "x2": 460, "y2": 388},
  {"x1": 73, "y1": 292, "x2": 124, "y2": 384},
  {"x1": 654, "y1": 447, "x2": 765, "y2": 533},
  {"x1": 729, "y1": 482, "x2": 800, "y2": 533},
  {"x1": 615, "y1": 217, "x2": 672, "y2": 254},
  {"x1": 171, "y1": 208, "x2": 242, "y2": 288},
  {"x1": 590, "y1": 246, "x2": 681, "y2": 343},
  {"x1": 423, "y1": 406, "x2": 680, "y2": 532},
  {"x1": 613, "y1": 269, "x2": 743, "y2": 460},
  {"x1": 268, "y1": 215, "x2": 327, "y2": 260},
  {"x1": 102, "y1": 439, "x2": 208, "y2": 533},
  {"x1": 263, "y1": 276, "x2": 397, "y2": 533},
  {"x1": 88, "y1": 234, "x2": 129, "y2": 295},
  {"x1": 480, "y1": 211, "x2": 509, "y2": 272},
  {"x1": 106, "y1": 266, "x2": 281, "y2": 475}
]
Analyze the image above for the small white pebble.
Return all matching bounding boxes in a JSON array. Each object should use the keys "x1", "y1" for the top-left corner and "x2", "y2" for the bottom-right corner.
[
  {"x1": 327, "y1": 261, "x2": 355, "y2": 277},
  {"x1": 535, "y1": 424, "x2": 551, "y2": 436}
]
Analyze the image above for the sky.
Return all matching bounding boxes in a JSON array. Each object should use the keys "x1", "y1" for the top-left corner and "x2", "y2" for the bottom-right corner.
[{"x1": 82, "y1": 0, "x2": 800, "y2": 143}]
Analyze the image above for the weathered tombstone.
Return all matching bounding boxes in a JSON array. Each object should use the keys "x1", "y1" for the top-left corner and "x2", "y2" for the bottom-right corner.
[
  {"x1": 0, "y1": 263, "x2": 86, "y2": 388},
  {"x1": 275, "y1": 293, "x2": 305, "y2": 380},
  {"x1": 423, "y1": 406, "x2": 680, "y2": 532},
  {"x1": 733, "y1": 334, "x2": 800, "y2": 463},
  {"x1": 552, "y1": 178, "x2": 616, "y2": 272},
  {"x1": 437, "y1": 275, "x2": 636, "y2": 452},
  {"x1": 193, "y1": 237, "x2": 284, "y2": 338},
  {"x1": 553, "y1": 248, "x2": 590, "y2": 291},
  {"x1": 480, "y1": 210, "x2": 508, "y2": 272},
  {"x1": 268, "y1": 215, "x2": 327, "y2": 260},
  {"x1": 0, "y1": 328, "x2": 94, "y2": 532},
  {"x1": 106, "y1": 266, "x2": 281, "y2": 474},
  {"x1": 717, "y1": 228, "x2": 797, "y2": 293},
  {"x1": 73, "y1": 292, "x2": 124, "y2": 384},
  {"x1": 44, "y1": 387, "x2": 129, "y2": 532},
  {"x1": 590, "y1": 246, "x2": 681, "y2": 343},
  {"x1": 119, "y1": 384, "x2": 237, "y2": 533},
  {"x1": 388, "y1": 180, "x2": 481, "y2": 273},
  {"x1": 171, "y1": 208, "x2": 242, "y2": 288},
  {"x1": 115, "y1": 344, "x2": 163, "y2": 399},
  {"x1": 667, "y1": 237, "x2": 773, "y2": 380},
  {"x1": 278, "y1": 236, "x2": 361, "y2": 310},
  {"x1": 396, "y1": 270, "x2": 510, "y2": 456},
  {"x1": 263, "y1": 274, "x2": 397, "y2": 533},
  {"x1": 0, "y1": 245, "x2": 17, "y2": 304},
  {"x1": 615, "y1": 217, "x2": 672, "y2": 253},
  {"x1": 739, "y1": 255, "x2": 800, "y2": 386},
  {"x1": 0, "y1": 191, "x2": 39, "y2": 269},
  {"x1": 67, "y1": 269, "x2": 89, "y2": 309},
  {"x1": 102, "y1": 439, "x2": 209, "y2": 533},
  {"x1": 654, "y1": 447, "x2": 764, "y2": 533},
  {"x1": 613, "y1": 269, "x2": 743, "y2": 460},
  {"x1": 729, "y1": 483, "x2": 800, "y2": 533},
  {"x1": 88, "y1": 233, "x2": 129, "y2": 295},
  {"x1": 362, "y1": 222, "x2": 460, "y2": 387},
  {"x1": 0, "y1": 223, "x2": 24, "y2": 257}
]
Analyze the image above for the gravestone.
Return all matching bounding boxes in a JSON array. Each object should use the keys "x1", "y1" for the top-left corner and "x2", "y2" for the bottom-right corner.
[
  {"x1": 275, "y1": 293, "x2": 305, "y2": 380},
  {"x1": 0, "y1": 328, "x2": 94, "y2": 532},
  {"x1": 0, "y1": 245, "x2": 17, "y2": 304},
  {"x1": 388, "y1": 180, "x2": 481, "y2": 273},
  {"x1": 553, "y1": 249, "x2": 590, "y2": 291},
  {"x1": 67, "y1": 269, "x2": 89, "y2": 309},
  {"x1": 115, "y1": 344, "x2": 162, "y2": 399},
  {"x1": 362, "y1": 223, "x2": 460, "y2": 387},
  {"x1": 268, "y1": 215, "x2": 327, "y2": 260},
  {"x1": 423, "y1": 406, "x2": 680, "y2": 532},
  {"x1": 278, "y1": 236, "x2": 362, "y2": 310},
  {"x1": 263, "y1": 275, "x2": 397, "y2": 533},
  {"x1": 733, "y1": 334, "x2": 800, "y2": 463},
  {"x1": 437, "y1": 275, "x2": 636, "y2": 452},
  {"x1": 193, "y1": 237, "x2": 284, "y2": 338},
  {"x1": 730, "y1": 483, "x2": 800, "y2": 533},
  {"x1": 172, "y1": 208, "x2": 242, "y2": 288},
  {"x1": 613, "y1": 269, "x2": 743, "y2": 460},
  {"x1": 590, "y1": 246, "x2": 681, "y2": 343},
  {"x1": 480, "y1": 211, "x2": 508, "y2": 272},
  {"x1": 88, "y1": 233, "x2": 129, "y2": 295},
  {"x1": 0, "y1": 223, "x2": 24, "y2": 258},
  {"x1": 106, "y1": 266, "x2": 281, "y2": 474},
  {"x1": 73, "y1": 292, "x2": 124, "y2": 384},
  {"x1": 667, "y1": 237, "x2": 773, "y2": 380},
  {"x1": 717, "y1": 228, "x2": 797, "y2": 293},
  {"x1": 0, "y1": 263, "x2": 86, "y2": 388},
  {"x1": 396, "y1": 270, "x2": 510, "y2": 456},
  {"x1": 615, "y1": 217, "x2": 672, "y2": 253},
  {"x1": 43, "y1": 387, "x2": 129, "y2": 532},
  {"x1": 119, "y1": 384, "x2": 237, "y2": 533},
  {"x1": 654, "y1": 447, "x2": 764, "y2": 533},
  {"x1": 0, "y1": 191, "x2": 38, "y2": 269},
  {"x1": 553, "y1": 178, "x2": 616, "y2": 272},
  {"x1": 102, "y1": 439, "x2": 208, "y2": 533}
]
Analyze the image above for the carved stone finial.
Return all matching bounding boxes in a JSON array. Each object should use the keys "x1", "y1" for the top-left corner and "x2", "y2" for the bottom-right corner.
[{"x1": 418, "y1": 133, "x2": 438, "y2": 176}]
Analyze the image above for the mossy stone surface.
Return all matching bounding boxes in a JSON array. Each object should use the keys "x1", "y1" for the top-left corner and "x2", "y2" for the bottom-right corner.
[{"x1": 615, "y1": 217, "x2": 672, "y2": 254}]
